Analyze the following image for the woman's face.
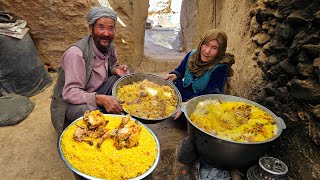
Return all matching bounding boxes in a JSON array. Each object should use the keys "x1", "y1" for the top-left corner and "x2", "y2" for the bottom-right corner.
[{"x1": 200, "y1": 39, "x2": 219, "y2": 62}]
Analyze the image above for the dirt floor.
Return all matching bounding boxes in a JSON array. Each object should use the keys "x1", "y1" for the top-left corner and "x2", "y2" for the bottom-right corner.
[{"x1": 0, "y1": 73, "x2": 74, "y2": 179}]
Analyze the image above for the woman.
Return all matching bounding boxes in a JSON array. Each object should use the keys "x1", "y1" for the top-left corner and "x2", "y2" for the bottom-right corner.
[{"x1": 165, "y1": 29, "x2": 235, "y2": 120}]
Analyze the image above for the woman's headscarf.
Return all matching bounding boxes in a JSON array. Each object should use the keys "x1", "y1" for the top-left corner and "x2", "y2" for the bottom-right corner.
[{"x1": 188, "y1": 29, "x2": 235, "y2": 77}]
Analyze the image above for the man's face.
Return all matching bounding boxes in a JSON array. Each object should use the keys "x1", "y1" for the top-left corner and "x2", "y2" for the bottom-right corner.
[{"x1": 90, "y1": 17, "x2": 116, "y2": 53}]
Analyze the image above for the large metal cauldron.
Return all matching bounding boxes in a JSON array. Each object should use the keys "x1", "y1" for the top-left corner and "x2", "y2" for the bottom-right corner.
[
  {"x1": 112, "y1": 73, "x2": 182, "y2": 122},
  {"x1": 183, "y1": 94, "x2": 286, "y2": 168}
]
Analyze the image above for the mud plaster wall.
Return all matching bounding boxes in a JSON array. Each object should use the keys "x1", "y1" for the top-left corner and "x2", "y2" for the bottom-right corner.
[
  {"x1": 180, "y1": 0, "x2": 215, "y2": 52},
  {"x1": 0, "y1": 0, "x2": 99, "y2": 65},
  {"x1": 179, "y1": 0, "x2": 261, "y2": 98},
  {"x1": 0, "y1": 0, "x2": 148, "y2": 70},
  {"x1": 215, "y1": 0, "x2": 263, "y2": 98},
  {"x1": 108, "y1": 0, "x2": 148, "y2": 68}
]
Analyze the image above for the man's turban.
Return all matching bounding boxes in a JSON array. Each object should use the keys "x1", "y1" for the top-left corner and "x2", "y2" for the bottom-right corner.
[{"x1": 87, "y1": 6, "x2": 117, "y2": 25}]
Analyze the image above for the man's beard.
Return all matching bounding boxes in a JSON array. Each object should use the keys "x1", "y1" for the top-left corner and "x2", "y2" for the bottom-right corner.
[{"x1": 94, "y1": 37, "x2": 113, "y2": 54}]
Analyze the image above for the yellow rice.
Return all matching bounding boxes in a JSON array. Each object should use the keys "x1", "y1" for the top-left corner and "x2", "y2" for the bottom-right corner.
[
  {"x1": 60, "y1": 115, "x2": 158, "y2": 179},
  {"x1": 190, "y1": 100, "x2": 278, "y2": 142},
  {"x1": 117, "y1": 79, "x2": 178, "y2": 119}
]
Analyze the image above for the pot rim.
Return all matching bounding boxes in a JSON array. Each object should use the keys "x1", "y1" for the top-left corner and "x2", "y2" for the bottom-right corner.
[
  {"x1": 183, "y1": 94, "x2": 286, "y2": 145},
  {"x1": 57, "y1": 114, "x2": 161, "y2": 180},
  {"x1": 112, "y1": 73, "x2": 182, "y2": 121}
]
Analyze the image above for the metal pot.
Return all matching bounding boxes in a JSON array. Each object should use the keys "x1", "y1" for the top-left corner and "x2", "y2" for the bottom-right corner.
[
  {"x1": 112, "y1": 73, "x2": 182, "y2": 123},
  {"x1": 182, "y1": 94, "x2": 286, "y2": 168},
  {"x1": 58, "y1": 114, "x2": 161, "y2": 180}
]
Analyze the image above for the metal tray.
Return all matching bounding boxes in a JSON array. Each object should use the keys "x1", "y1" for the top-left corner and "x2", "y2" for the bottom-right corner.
[
  {"x1": 112, "y1": 73, "x2": 182, "y2": 122},
  {"x1": 57, "y1": 114, "x2": 161, "y2": 180}
]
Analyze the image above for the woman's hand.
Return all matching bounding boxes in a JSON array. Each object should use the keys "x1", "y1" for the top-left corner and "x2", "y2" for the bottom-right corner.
[
  {"x1": 165, "y1": 74, "x2": 177, "y2": 81},
  {"x1": 173, "y1": 102, "x2": 186, "y2": 120},
  {"x1": 95, "y1": 94, "x2": 123, "y2": 114},
  {"x1": 113, "y1": 65, "x2": 129, "y2": 76}
]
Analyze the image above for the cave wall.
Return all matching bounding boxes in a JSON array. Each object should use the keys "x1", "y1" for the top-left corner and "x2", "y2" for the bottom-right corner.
[
  {"x1": 0, "y1": 0, "x2": 148, "y2": 69},
  {"x1": 248, "y1": 0, "x2": 320, "y2": 179},
  {"x1": 180, "y1": 0, "x2": 320, "y2": 179},
  {"x1": 179, "y1": 0, "x2": 262, "y2": 98},
  {"x1": 180, "y1": 0, "x2": 215, "y2": 52},
  {"x1": 107, "y1": 0, "x2": 148, "y2": 68},
  {"x1": 0, "y1": 0, "x2": 99, "y2": 66},
  {"x1": 215, "y1": 0, "x2": 264, "y2": 98}
]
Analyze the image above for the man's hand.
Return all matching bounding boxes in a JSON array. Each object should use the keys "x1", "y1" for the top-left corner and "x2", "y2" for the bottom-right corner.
[
  {"x1": 165, "y1": 74, "x2": 177, "y2": 81},
  {"x1": 113, "y1": 65, "x2": 129, "y2": 76},
  {"x1": 95, "y1": 94, "x2": 123, "y2": 114}
]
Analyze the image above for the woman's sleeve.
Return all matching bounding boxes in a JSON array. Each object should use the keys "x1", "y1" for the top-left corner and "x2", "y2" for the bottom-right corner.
[{"x1": 169, "y1": 51, "x2": 192, "y2": 79}]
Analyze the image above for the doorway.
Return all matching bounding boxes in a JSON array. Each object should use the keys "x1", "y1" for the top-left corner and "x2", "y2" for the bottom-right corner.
[{"x1": 144, "y1": 0, "x2": 185, "y2": 61}]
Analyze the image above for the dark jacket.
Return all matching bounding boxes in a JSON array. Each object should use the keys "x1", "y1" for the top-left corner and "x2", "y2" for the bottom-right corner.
[{"x1": 170, "y1": 50, "x2": 229, "y2": 101}]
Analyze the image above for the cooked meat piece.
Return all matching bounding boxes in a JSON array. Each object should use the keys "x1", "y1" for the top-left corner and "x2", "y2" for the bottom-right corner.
[
  {"x1": 83, "y1": 110, "x2": 108, "y2": 129},
  {"x1": 113, "y1": 114, "x2": 142, "y2": 150},
  {"x1": 73, "y1": 125, "x2": 94, "y2": 146}
]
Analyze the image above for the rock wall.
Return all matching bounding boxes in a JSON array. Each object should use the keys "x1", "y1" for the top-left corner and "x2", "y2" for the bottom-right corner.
[
  {"x1": 0, "y1": 0, "x2": 148, "y2": 69},
  {"x1": 0, "y1": 0, "x2": 100, "y2": 65},
  {"x1": 179, "y1": 0, "x2": 262, "y2": 98},
  {"x1": 180, "y1": 0, "x2": 320, "y2": 178},
  {"x1": 248, "y1": 0, "x2": 320, "y2": 179},
  {"x1": 107, "y1": 0, "x2": 148, "y2": 69},
  {"x1": 180, "y1": 0, "x2": 215, "y2": 52},
  {"x1": 215, "y1": 0, "x2": 263, "y2": 97}
]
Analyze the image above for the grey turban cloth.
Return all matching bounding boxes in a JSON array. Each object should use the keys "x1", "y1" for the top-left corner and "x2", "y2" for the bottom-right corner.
[{"x1": 87, "y1": 6, "x2": 118, "y2": 25}]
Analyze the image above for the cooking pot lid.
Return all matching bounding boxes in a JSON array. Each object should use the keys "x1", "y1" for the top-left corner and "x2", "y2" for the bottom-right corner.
[{"x1": 258, "y1": 156, "x2": 288, "y2": 175}]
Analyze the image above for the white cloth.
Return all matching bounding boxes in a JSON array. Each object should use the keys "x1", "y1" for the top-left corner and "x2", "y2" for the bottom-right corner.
[{"x1": 0, "y1": 20, "x2": 27, "y2": 34}]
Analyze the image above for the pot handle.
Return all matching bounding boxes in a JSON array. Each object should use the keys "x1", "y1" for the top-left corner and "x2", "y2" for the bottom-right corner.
[{"x1": 277, "y1": 116, "x2": 286, "y2": 130}]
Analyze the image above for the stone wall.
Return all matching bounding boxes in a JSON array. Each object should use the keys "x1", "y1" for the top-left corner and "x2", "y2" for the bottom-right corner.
[
  {"x1": 0, "y1": 0, "x2": 99, "y2": 65},
  {"x1": 179, "y1": 0, "x2": 263, "y2": 98},
  {"x1": 249, "y1": 0, "x2": 320, "y2": 179},
  {"x1": 0, "y1": 0, "x2": 148, "y2": 69},
  {"x1": 180, "y1": 0, "x2": 320, "y2": 178},
  {"x1": 180, "y1": 0, "x2": 215, "y2": 52},
  {"x1": 107, "y1": 0, "x2": 148, "y2": 69},
  {"x1": 215, "y1": 0, "x2": 263, "y2": 97}
]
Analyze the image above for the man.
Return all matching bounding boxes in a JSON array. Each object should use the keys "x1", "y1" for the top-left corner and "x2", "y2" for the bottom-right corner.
[{"x1": 51, "y1": 6, "x2": 128, "y2": 134}]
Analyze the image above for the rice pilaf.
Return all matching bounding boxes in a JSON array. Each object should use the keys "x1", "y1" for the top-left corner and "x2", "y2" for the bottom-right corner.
[
  {"x1": 190, "y1": 100, "x2": 278, "y2": 142},
  {"x1": 61, "y1": 114, "x2": 158, "y2": 179},
  {"x1": 117, "y1": 79, "x2": 178, "y2": 119}
]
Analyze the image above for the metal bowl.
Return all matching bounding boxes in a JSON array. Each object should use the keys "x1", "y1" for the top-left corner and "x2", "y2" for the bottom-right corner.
[
  {"x1": 182, "y1": 94, "x2": 286, "y2": 168},
  {"x1": 57, "y1": 114, "x2": 161, "y2": 180},
  {"x1": 112, "y1": 73, "x2": 182, "y2": 122}
]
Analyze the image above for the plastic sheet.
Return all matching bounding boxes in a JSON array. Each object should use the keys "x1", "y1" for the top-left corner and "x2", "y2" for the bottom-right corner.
[{"x1": 0, "y1": 33, "x2": 52, "y2": 97}]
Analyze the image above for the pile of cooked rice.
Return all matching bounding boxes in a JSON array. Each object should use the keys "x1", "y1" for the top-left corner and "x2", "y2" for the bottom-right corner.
[
  {"x1": 117, "y1": 79, "x2": 178, "y2": 119},
  {"x1": 60, "y1": 114, "x2": 158, "y2": 179},
  {"x1": 190, "y1": 100, "x2": 278, "y2": 142}
]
